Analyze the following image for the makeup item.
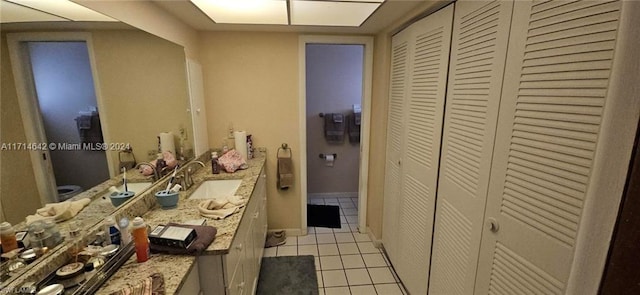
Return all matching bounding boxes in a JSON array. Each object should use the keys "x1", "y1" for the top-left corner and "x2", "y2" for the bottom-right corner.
[
  {"x1": 36, "y1": 284, "x2": 64, "y2": 295},
  {"x1": 0, "y1": 222, "x2": 18, "y2": 253},
  {"x1": 19, "y1": 249, "x2": 37, "y2": 264},
  {"x1": 55, "y1": 262, "x2": 85, "y2": 288},
  {"x1": 170, "y1": 184, "x2": 182, "y2": 193},
  {"x1": 132, "y1": 217, "x2": 150, "y2": 263},
  {"x1": 104, "y1": 217, "x2": 120, "y2": 246}
]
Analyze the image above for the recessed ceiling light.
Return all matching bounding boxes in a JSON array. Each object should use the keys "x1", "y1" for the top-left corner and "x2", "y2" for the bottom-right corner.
[
  {"x1": 290, "y1": 0, "x2": 383, "y2": 27},
  {"x1": 5, "y1": 0, "x2": 116, "y2": 22},
  {"x1": 191, "y1": 0, "x2": 288, "y2": 25}
]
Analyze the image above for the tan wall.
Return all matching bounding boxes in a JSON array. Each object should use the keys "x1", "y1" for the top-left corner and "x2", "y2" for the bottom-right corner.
[
  {"x1": 199, "y1": 31, "x2": 301, "y2": 230},
  {"x1": 0, "y1": 33, "x2": 42, "y2": 224},
  {"x1": 366, "y1": 1, "x2": 451, "y2": 239},
  {"x1": 91, "y1": 30, "x2": 192, "y2": 172}
]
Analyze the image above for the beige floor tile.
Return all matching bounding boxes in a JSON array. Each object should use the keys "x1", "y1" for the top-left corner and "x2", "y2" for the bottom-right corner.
[
  {"x1": 335, "y1": 233, "x2": 355, "y2": 243},
  {"x1": 317, "y1": 233, "x2": 337, "y2": 244},
  {"x1": 337, "y1": 243, "x2": 360, "y2": 255},
  {"x1": 320, "y1": 256, "x2": 344, "y2": 270},
  {"x1": 345, "y1": 268, "x2": 372, "y2": 285},
  {"x1": 318, "y1": 243, "x2": 340, "y2": 256},
  {"x1": 374, "y1": 283, "x2": 404, "y2": 295},
  {"x1": 322, "y1": 270, "x2": 348, "y2": 287},
  {"x1": 368, "y1": 267, "x2": 396, "y2": 284},
  {"x1": 356, "y1": 241, "x2": 378, "y2": 254},
  {"x1": 324, "y1": 286, "x2": 350, "y2": 295},
  {"x1": 362, "y1": 253, "x2": 386, "y2": 267},
  {"x1": 350, "y1": 285, "x2": 376, "y2": 295},
  {"x1": 298, "y1": 244, "x2": 319, "y2": 256},
  {"x1": 277, "y1": 245, "x2": 297, "y2": 256},
  {"x1": 298, "y1": 234, "x2": 317, "y2": 245},
  {"x1": 341, "y1": 254, "x2": 365, "y2": 269}
]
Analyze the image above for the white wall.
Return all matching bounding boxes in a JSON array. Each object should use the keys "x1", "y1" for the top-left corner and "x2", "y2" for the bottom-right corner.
[
  {"x1": 29, "y1": 41, "x2": 110, "y2": 190},
  {"x1": 305, "y1": 44, "x2": 363, "y2": 194}
]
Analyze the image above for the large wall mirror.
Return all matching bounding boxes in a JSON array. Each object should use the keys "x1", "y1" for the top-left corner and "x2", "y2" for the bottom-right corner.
[{"x1": 0, "y1": 18, "x2": 195, "y2": 285}]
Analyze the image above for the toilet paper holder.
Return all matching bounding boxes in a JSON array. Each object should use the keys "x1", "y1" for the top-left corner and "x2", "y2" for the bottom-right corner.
[{"x1": 319, "y1": 153, "x2": 337, "y2": 159}]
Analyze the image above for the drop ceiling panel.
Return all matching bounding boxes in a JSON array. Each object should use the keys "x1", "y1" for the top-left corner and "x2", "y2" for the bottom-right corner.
[
  {"x1": 6, "y1": 0, "x2": 116, "y2": 21},
  {"x1": 1, "y1": 0, "x2": 67, "y2": 23},
  {"x1": 291, "y1": 1, "x2": 382, "y2": 26},
  {"x1": 191, "y1": 0, "x2": 288, "y2": 25}
]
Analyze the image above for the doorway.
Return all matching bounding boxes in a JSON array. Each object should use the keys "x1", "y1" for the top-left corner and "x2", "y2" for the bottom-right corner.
[
  {"x1": 299, "y1": 36, "x2": 374, "y2": 235},
  {"x1": 7, "y1": 33, "x2": 114, "y2": 205}
]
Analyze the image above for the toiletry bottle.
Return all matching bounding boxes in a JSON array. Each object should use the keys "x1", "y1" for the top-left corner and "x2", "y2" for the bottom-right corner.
[
  {"x1": 211, "y1": 152, "x2": 220, "y2": 174},
  {"x1": 119, "y1": 217, "x2": 132, "y2": 246},
  {"x1": 156, "y1": 154, "x2": 166, "y2": 175},
  {"x1": 131, "y1": 217, "x2": 150, "y2": 263},
  {"x1": 67, "y1": 221, "x2": 83, "y2": 259},
  {"x1": 104, "y1": 217, "x2": 120, "y2": 246},
  {"x1": 0, "y1": 222, "x2": 18, "y2": 253},
  {"x1": 247, "y1": 135, "x2": 253, "y2": 159}
]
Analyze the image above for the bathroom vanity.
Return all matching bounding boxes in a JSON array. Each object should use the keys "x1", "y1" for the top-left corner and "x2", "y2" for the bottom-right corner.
[{"x1": 93, "y1": 151, "x2": 268, "y2": 295}]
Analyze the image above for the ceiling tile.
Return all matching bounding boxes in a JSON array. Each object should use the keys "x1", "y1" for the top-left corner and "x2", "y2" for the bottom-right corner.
[
  {"x1": 6, "y1": 0, "x2": 116, "y2": 22},
  {"x1": 291, "y1": 1, "x2": 382, "y2": 27},
  {"x1": 191, "y1": 0, "x2": 288, "y2": 25}
]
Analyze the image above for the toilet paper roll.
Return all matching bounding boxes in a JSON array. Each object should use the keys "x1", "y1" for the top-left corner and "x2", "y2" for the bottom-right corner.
[
  {"x1": 234, "y1": 131, "x2": 248, "y2": 160},
  {"x1": 325, "y1": 154, "x2": 335, "y2": 167},
  {"x1": 159, "y1": 132, "x2": 176, "y2": 155}
]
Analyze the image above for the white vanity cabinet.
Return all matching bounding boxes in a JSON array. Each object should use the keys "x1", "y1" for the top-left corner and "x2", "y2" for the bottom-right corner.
[{"x1": 197, "y1": 168, "x2": 268, "y2": 295}]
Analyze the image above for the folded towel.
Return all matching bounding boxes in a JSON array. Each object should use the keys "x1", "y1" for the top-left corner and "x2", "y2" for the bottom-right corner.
[
  {"x1": 278, "y1": 157, "x2": 294, "y2": 190},
  {"x1": 109, "y1": 273, "x2": 164, "y2": 295},
  {"x1": 324, "y1": 113, "x2": 345, "y2": 143},
  {"x1": 347, "y1": 114, "x2": 361, "y2": 144},
  {"x1": 198, "y1": 196, "x2": 246, "y2": 219},
  {"x1": 150, "y1": 223, "x2": 217, "y2": 255},
  {"x1": 26, "y1": 198, "x2": 91, "y2": 225},
  {"x1": 76, "y1": 115, "x2": 92, "y2": 130}
]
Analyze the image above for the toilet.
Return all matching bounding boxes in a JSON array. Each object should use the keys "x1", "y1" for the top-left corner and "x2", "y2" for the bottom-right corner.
[{"x1": 57, "y1": 185, "x2": 83, "y2": 202}]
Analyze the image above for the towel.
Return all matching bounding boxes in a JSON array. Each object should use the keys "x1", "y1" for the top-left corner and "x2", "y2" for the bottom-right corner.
[
  {"x1": 324, "y1": 113, "x2": 345, "y2": 143},
  {"x1": 198, "y1": 196, "x2": 246, "y2": 219},
  {"x1": 150, "y1": 223, "x2": 217, "y2": 255},
  {"x1": 25, "y1": 198, "x2": 91, "y2": 225},
  {"x1": 278, "y1": 157, "x2": 294, "y2": 190},
  {"x1": 75, "y1": 115, "x2": 92, "y2": 130},
  {"x1": 347, "y1": 114, "x2": 361, "y2": 144},
  {"x1": 218, "y1": 149, "x2": 248, "y2": 173},
  {"x1": 109, "y1": 273, "x2": 165, "y2": 295}
]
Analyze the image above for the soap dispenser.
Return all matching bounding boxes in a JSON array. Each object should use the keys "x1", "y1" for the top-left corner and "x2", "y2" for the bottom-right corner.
[{"x1": 211, "y1": 152, "x2": 220, "y2": 174}]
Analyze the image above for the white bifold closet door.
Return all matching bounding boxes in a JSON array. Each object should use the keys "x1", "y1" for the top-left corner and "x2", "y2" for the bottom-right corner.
[
  {"x1": 382, "y1": 5, "x2": 453, "y2": 295},
  {"x1": 475, "y1": 0, "x2": 624, "y2": 294},
  {"x1": 429, "y1": 1, "x2": 514, "y2": 294}
]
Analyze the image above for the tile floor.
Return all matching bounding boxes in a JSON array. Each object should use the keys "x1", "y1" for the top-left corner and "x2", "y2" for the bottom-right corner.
[{"x1": 264, "y1": 196, "x2": 407, "y2": 295}]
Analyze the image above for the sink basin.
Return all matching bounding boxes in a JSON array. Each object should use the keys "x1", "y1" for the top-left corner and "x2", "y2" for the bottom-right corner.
[{"x1": 189, "y1": 180, "x2": 243, "y2": 200}]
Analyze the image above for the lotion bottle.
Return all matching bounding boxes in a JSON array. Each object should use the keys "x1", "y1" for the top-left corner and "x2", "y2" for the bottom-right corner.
[{"x1": 131, "y1": 217, "x2": 150, "y2": 263}]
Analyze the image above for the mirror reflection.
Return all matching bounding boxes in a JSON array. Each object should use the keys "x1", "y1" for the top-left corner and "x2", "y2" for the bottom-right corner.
[{"x1": 1, "y1": 21, "x2": 195, "y2": 282}]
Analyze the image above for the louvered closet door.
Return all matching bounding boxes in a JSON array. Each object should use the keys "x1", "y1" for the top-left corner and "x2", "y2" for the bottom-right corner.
[
  {"x1": 429, "y1": 1, "x2": 514, "y2": 294},
  {"x1": 394, "y1": 5, "x2": 454, "y2": 295},
  {"x1": 475, "y1": 1, "x2": 622, "y2": 294},
  {"x1": 382, "y1": 27, "x2": 410, "y2": 264}
]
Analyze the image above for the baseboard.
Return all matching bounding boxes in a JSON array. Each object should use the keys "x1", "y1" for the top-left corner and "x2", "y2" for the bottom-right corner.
[
  {"x1": 308, "y1": 192, "x2": 358, "y2": 199},
  {"x1": 367, "y1": 226, "x2": 383, "y2": 248},
  {"x1": 269, "y1": 228, "x2": 304, "y2": 236}
]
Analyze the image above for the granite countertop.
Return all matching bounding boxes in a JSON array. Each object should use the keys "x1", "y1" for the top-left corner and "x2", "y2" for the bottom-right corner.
[{"x1": 95, "y1": 151, "x2": 267, "y2": 294}]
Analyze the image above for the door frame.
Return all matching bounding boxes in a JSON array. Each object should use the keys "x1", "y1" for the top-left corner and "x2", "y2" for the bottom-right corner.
[
  {"x1": 7, "y1": 32, "x2": 116, "y2": 205},
  {"x1": 298, "y1": 35, "x2": 374, "y2": 234}
]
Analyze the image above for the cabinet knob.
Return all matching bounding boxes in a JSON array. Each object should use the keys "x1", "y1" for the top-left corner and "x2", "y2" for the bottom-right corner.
[
  {"x1": 254, "y1": 212, "x2": 259, "y2": 219},
  {"x1": 236, "y1": 243, "x2": 243, "y2": 251},
  {"x1": 262, "y1": 174, "x2": 267, "y2": 179},
  {"x1": 486, "y1": 218, "x2": 500, "y2": 233},
  {"x1": 398, "y1": 159, "x2": 402, "y2": 166},
  {"x1": 238, "y1": 282, "x2": 245, "y2": 290}
]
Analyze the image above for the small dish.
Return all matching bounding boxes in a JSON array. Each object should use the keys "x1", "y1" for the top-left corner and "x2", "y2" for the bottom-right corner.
[
  {"x1": 155, "y1": 190, "x2": 179, "y2": 209},
  {"x1": 109, "y1": 191, "x2": 135, "y2": 207}
]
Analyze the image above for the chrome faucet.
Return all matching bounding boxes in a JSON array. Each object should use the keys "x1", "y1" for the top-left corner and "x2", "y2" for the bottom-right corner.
[
  {"x1": 135, "y1": 162, "x2": 160, "y2": 182},
  {"x1": 179, "y1": 161, "x2": 206, "y2": 190}
]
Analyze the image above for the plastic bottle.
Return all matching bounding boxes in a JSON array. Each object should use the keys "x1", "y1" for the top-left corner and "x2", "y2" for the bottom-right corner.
[
  {"x1": 211, "y1": 152, "x2": 220, "y2": 174},
  {"x1": 104, "y1": 217, "x2": 120, "y2": 245},
  {"x1": 119, "y1": 217, "x2": 132, "y2": 246},
  {"x1": 131, "y1": 217, "x2": 150, "y2": 263},
  {"x1": 0, "y1": 222, "x2": 18, "y2": 253}
]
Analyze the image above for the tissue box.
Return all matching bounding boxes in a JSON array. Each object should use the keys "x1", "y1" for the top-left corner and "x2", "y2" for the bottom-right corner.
[{"x1": 148, "y1": 225, "x2": 197, "y2": 249}]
